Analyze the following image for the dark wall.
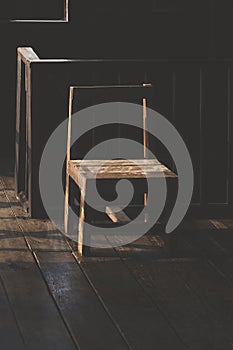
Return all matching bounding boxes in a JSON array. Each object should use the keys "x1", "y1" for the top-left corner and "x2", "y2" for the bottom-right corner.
[
  {"x1": 0, "y1": 0, "x2": 65, "y2": 20},
  {"x1": 1, "y1": 1, "x2": 233, "y2": 217},
  {"x1": 1, "y1": 1, "x2": 233, "y2": 156}
]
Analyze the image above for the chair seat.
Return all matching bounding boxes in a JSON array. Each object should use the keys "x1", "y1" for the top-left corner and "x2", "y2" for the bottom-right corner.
[{"x1": 68, "y1": 159, "x2": 177, "y2": 184}]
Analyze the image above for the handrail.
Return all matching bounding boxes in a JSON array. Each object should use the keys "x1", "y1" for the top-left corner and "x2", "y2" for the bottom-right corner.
[
  {"x1": 17, "y1": 48, "x2": 40, "y2": 64},
  {"x1": 17, "y1": 48, "x2": 233, "y2": 64}
]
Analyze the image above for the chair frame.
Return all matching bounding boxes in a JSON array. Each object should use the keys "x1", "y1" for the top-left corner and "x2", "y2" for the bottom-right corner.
[{"x1": 64, "y1": 84, "x2": 177, "y2": 256}]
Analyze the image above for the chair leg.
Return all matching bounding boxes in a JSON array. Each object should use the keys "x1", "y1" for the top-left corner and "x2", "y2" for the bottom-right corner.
[
  {"x1": 64, "y1": 173, "x2": 70, "y2": 234},
  {"x1": 78, "y1": 181, "x2": 86, "y2": 256},
  {"x1": 144, "y1": 193, "x2": 149, "y2": 223}
]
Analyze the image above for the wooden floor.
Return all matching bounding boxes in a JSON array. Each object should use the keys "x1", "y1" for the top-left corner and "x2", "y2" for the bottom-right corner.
[{"x1": 1, "y1": 168, "x2": 233, "y2": 349}]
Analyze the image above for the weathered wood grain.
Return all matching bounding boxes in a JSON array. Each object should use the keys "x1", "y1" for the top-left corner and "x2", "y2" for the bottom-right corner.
[
  {"x1": 68, "y1": 159, "x2": 177, "y2": 181},
  {"x1": 0, "y1": 251, "x2": 77, "y2": 350},
  {"x1": 2, "y1": 176, "x2": 70, "y2": 252},
  {"x1": 0, "y1": 177, "x2": 28, "y2": 250},
  {"x1": 37, "y1": 251, "x2": 130, "y2": 350},
  {"x1": 106, "y1": 206, "x2": 131, "y2": 224},
  {"x1": 2, "y1": 170, "x2": 233, "y2": 349},
  {"x1": 0, "y1": 276, "x2": 25, "y2": 349},
  {"x1": 116, "y1": 240, "x2": 233, "y2": 349},
  {"x1": 80, "y1": 256, "x2": 186, "y2": 350}
]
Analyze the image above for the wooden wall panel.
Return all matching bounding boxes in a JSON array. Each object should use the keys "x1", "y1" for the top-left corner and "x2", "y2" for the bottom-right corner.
[
  {"x1": 215, "y1": 0, "x2": 233, "y2": 57},
  {"x1": 202, "y1": 64, "x2": 229, "y2": 205},
  {"x1": 229, "y1": 68, "x2": 233, "y2": 207},
  {"x1": 174, "y1": 64, "x2": 201, "y2": 205},
  {"x1": 15, "y1": 59, "x2": 233, "y2": 217}
]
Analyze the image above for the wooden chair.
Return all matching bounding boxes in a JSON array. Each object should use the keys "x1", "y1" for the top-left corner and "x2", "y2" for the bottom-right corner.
[{"x1": 64, "y1": 84, "x2": 177, "y2": 256}]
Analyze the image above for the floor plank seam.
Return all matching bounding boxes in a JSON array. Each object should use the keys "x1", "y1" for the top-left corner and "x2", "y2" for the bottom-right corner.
[
  {"x1": 0, "y1": 176, "x2": 81, "y2": 350},
  {"x1": 69, "y1": 248, "x2": 133, "y2": 350},
  {"x1": 113, "y1": 247, "x2": 190, "y2": 349},
  {"x1": 0, "y1": 274, "x2": 27, "y2": 349},
  {"x1": 32, "y1": 250, "x2": 82, "y2": 350},
  {"x1": 207, "y1": 258, "x2": 233, "y2": 287},
  {"x1": 176, "y1": 266, "x2": 233, "y2": 345},
  {"x1": 117, "y1": 248, "x2": 233, "y2": 348}
]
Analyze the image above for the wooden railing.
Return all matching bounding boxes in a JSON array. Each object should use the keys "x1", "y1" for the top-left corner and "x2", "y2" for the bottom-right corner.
[{"x1": 15, "y1": 48, "x2": 233, "y2": 218}]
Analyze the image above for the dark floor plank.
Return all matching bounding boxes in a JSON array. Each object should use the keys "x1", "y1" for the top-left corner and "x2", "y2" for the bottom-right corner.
[
  {"x1": 0, "y1": 277, "x2": 25, "y2": 349},
  {"x1": 0, "y1": 218, "x2": 28, "y2": 250},
  {"x1": 0, "y1": 251, "x2": 77, "y2": 350},
  {"x1": 0, "y1": 178, "x2": 28, "y2": 250},
  {"x1": 175, "y1": 259, "x2": 233, "y2": 329},
  {"x1": 17, "y1": 218, "x2": 71, "y2": 252},
  {"x1": 80, "y1": 253, "x2": 186, "y2": 350},
  {"x1": 164, "y1": 219, "x2": 226, "y2": 258},
  {"x1": 113, "y1": 231, "x2": 233, "y2": 349},
  {"x1": 181, "y1": 229, "x2": 227, "y2": 258},
  {"x1": 222, "y1": 220, "x2": 233, "y2": 229},
  {"x1": 0, "y1": 176, "x2": 26, "y2": 219},
  {"x1": 208, "y1": 256, "x2": 233, "y2": 286},
  {"x1": 115, "y1": 222, "x2": 222, "y2": 262},
  {"x1": 181, "y1": 219, "x2": 215, "y2": 231},
  {"x1": 208, "y1": 229, "x2": 233, "y2": 255},
  {"x1": 209, "y1": 220, "x2": 228, "y2": 229},
  {"x1": 37, "y1": 251, "x2": 130, "y2": 350},
  {"x1": 120, "y1": 255, "x2": 233, "y2": 349},
  {"x1": 142, "y1": 229, "x2": 196, "y2": 259},
  {"x1": 1, "y1": 176, "x2": 70, "y2": 252}
]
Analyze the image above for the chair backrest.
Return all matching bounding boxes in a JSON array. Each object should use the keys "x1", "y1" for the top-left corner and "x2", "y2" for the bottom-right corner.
[{"x1": 67, "y1": 84, "x2": 155, "y2": 162}]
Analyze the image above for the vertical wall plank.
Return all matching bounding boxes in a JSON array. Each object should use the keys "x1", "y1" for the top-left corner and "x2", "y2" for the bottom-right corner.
[
  {"x1": 202, "y1": 63, "x2": 228, "y2": 205},
  {"x1": 229, "y1": 65, "x2": 233, "y2": 206},
  {"x1": 174, "y1": 63, "x2": 201, "y2": 204}
]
